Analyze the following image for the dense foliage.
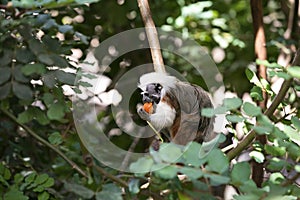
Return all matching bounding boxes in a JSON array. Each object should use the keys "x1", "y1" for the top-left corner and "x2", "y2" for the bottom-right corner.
[{"x1": 0, "y1": 0, "x2": 299, "y2": 199}]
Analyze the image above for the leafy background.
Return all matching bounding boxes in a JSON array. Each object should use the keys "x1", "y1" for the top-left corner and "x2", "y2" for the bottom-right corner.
[{"x1": 0, "y1": 0, "x2": 299, "y2": 199}]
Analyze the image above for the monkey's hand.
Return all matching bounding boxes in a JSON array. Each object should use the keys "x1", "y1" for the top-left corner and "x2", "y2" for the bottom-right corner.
[{"x1": 137, "y1": 104, "x2": 151, "y2": 122}]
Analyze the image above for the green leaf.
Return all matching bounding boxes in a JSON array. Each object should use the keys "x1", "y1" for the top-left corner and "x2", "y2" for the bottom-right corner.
[
  {"x1": 128, "y1": 179, "x2": 140, "y2": 194},
  {"x1": 267, "y1": 158, "x2": 287, "y2": 171},
  {"x1": 250, "y1": 86, "x2": 264, "y2": 101},
  {"x1": 33, "y1": 185, "x2": 45, "y2": 192},
  {"x1": 55, "y1": 70, "x2": 75, "y2": 85},
  {"x1": 223, "y1": 97, "x2": 242, "y2": 110},
  {"x1": 155, "y1": 165, "x2": 178, "y2": 179},
  {"x1": 179, "y1": 166, "x2": 203, "y2": 180},
  {"x1": 291, "y1": 117, "x2": 300, "y2": 130},
  {"x1": 18, "y1": 107, "x2": 50, "y2": 125},
  {"x1": 28, "y1": 39, "x2": 45, "y2": 55},
  {"x1": 95, "y1": 183, "x2": 122, "y2": 200},
  {"x1": 201, "y1": 108, "x2": 215, "y2": 117},
  {"x1": 287, "y1": 66, "x2": 300, "y2": 79},
  {"x1": 12, "y1": 82, "x2": 33, "y2": 100},
  {"x1": 207, "y1": 149, "x2": 228, "y2": 173},
  {"x1": 48, "y1": 132, "x2": 63, "y2": 145},
  {"x1": 21, "y1": 63, "x2": 46, "y2": 75},
  {"x1": 38, "y1": 191, "x2": 49, "y2": 200},
  {"x1": 13, "y1": 65, "x2": 29, "y2": 83},
  {"x1": 245, "y1": 68, "x2": 262, "y2": 87},
  {"x1": 47, "y1": 102, "x2": 65, "y2": 120},
  {"x1": 58, "y1": 25, "x2": 73, "y2": 33},
  {"x1": 182, "y1": 142, "x2": 205, "y2": 167},
  {"x1": 0, "y1": 50, "x2": 13, "y2": 67},
  {"x1": 25, "y1": 173, "x2": 36, "y2": 184},
  {"x1": 0, "y1": 67, "x2": 11, "y2": 85},
  {"x1": 41, "y1": 177, "x2": 54, "y2": 188},
  {"x1": 38, "y1": 54, "x2": 54, "y2": 65},
  {"x1": 35, "y1": 174, "x2": 49, "y2": 185},
  {"x1": 64, "y1": 182, "x2": 94, "y2": 199},
  {"x1": 129, "y1": 157, "x2": 153, "y2": 173},
  {"x1": 249, "y1": 151, "x2": 265, "y2": 163},
  {"x1": 0, "y1": 82, "x2": 11, "y2": 100},
  {"x1": 253, "y1": 125, "x2": 272, "y2": 135},
  {"x1": 43, "y1": 72, "x2": 56, "y2": 88},
  {"x1": 231, "y1": 162, "x2": 251, "y2": 186},
  {"x1": 4, "y1": 186, "x2": 29, "y2": 200},
  {"x1": 203, "y1": 173, "x2": 230, "y2": 186},
  {"x1": 256, "y1": 59, "x2": 283, "y2": 68},
  {"x1": 42, "y1": 93, "x2": 54, "y2": 107},
  {"x1": 158, "y1": 143, "x2": 182, "y2": 163},
  {"x1": 14, "y1": 174, "x2": 24, "y2": 184},
  {"x1": 294, "y1": 165, "x2": 300, "y2": 173},
  {"x1": 265, "y1": 145, "x2": 286, "y2": 157},
  {"x1": 283, "y1": 125, "x2": 300, "y2": 146},
  {"x1": 16, "y1": 48, "x2": 35, "y2": 63},
  {"x1": 201, "y1": 106, "x2": 227, "y2": 117},
  {"x1": 50, "y1": 54, "x2": 69, "y2": 68},
  {"x1": 226, "y1": 114, "x2": 245, "y2": 123},
  {"x1": 242, "y1": 102, "x2": 261, "y2": 117},
  {"x1": 269, "y1": 172, "x2": 285, "y2": 184}
]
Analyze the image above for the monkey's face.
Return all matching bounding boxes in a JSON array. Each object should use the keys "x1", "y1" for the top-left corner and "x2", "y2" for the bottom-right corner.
[{"x1": 141, "y1": 83, "x2": 162, "y2": 105}]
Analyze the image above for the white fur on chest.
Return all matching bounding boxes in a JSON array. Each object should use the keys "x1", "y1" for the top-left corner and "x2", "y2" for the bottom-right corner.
[{"x1": 149, "y1": 101, "x2": 176, "y2": 130}]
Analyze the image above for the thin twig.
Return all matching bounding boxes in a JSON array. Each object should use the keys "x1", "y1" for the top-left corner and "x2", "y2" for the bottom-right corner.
[
  {"x1": 137, "y1": 0, "x2": 166, "y2": 73},
  {"x1": 94, "y1": 165, "x2": 128, "y2": 188},
  {"x1": 0, "y1": 108, "x2": 88, "y2": 178}
]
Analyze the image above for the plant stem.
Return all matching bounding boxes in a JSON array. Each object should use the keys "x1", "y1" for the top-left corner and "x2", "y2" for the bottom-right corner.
[{"x1": 0, "y1": 108, "x2": 88, "y2": 178}]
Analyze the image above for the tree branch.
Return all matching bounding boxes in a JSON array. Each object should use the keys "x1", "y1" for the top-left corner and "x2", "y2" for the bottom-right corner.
[
  {"x1": 250, "y1": 0, "x2": 268, "y2": 186},
  {"x1": 137, "y1": 0, "x2": 166, "y2": 73},
  {"x1": 0, "y1": 108, "x2": 88, "y2": 178},
  {"x1": 227, "y1": 48, "x2": 300, "y2": 161}
]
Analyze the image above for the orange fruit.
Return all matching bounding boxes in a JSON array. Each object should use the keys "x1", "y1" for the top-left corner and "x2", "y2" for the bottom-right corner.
[{"x1": 143, "y1": 102, "x2": 153, "y2": 114}]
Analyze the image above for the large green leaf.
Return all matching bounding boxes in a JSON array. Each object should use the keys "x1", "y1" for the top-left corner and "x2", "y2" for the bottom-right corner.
[
  {"x1": 12, "y1": 82, "x2": 33, "y2": 100},
  {"x1": 231, "y1": 162, "x2": 251, "y2": 186},
  {"x1": 154, "y1": 165, "x2": 178, "y2": 179},
  {"x1": 4, "y1": 186, "x2": 29, "y2": 200},
  {"x1": 242, "y1": 102, "x2": 261, "y2": 117},
  {"x1": 287, "y1": 66, "x2": 300, "y2": 79},
  {"x1": 0, "y1": 67, "x2": 11, "y2": 85},
  {"x1": 223, "y1": 97, "x2": 242, "y2": 110},
  {"x1": 129, "y1": 157, "x2": 153, "y2": 173},
  {"x1": 182, "y1": 142, "x2": 205, "y2": 167},
  {"x1": 95, "y1": 183, "x2": 122, "y2": 200},
  {"x1": 158, "y1": 143, "x2": 183, "y2": 163},
  {"x1": 0, "y1": 82, "x2": 11, "y2": 100},
  {"x1": 55, "y1": 70, "x2": 76, "y2": 85},
  {"x1": 21, "y1": 63, "x2": 47, "y2": 75},
  {"x1": 47, "y1": 102, "x2": 66, "y2": 120},
  {"x1": 207, "y1": 149, "x2": 228, "y2": 174}
]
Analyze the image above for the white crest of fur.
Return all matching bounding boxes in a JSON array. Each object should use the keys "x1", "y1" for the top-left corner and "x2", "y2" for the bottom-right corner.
[{"x1": 138, "y1": 72, "x2": 177, "y2": 92}]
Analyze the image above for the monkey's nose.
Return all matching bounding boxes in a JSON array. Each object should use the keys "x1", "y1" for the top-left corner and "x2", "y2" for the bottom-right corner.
[{"x1": 142, "y1": 95, "x2": 152, "y2": 103}]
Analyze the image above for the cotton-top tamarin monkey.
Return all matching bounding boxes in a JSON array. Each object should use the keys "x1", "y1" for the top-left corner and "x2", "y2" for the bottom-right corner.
[{"x1": 137, "y1": 72, "x2": 215, "y2": 145}]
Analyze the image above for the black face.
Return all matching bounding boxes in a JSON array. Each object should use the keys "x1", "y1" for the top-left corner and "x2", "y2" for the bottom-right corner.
[{"x1": 142, "y1": 83, "x2": 162, "y2": 104}]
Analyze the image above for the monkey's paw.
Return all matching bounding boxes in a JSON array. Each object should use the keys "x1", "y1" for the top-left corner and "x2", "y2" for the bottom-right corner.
[{"x1": 137, "y1": 104, "x2": 151, "y2": 121}]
